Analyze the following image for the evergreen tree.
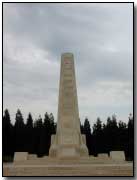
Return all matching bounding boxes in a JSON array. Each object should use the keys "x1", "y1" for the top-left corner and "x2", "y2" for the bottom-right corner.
[
  {"x1": 3, "y1": 109, "x2": 14, "y2": 160},
  {"x1": 44, "y1": 112, "x2": 50, "y2": 126},
  {"x1": 49, "y1": 113, "x2": 56, "y2": 134},
  {"x1": 3, "y1": 109, "x2": 11, "y2": 127},
  {"x1": 83, "y1": 118, "x2": 92, "y2": 155},
  {"x1": 43, "y1": 112, "x2": 51, "y2": 155},
  {"x1": 80, "y1": 123, "x2": 84, "y2": 134},
  {"x1": 84, "y1": 118, "x2": 91, "y2": 134},
  {"x1": 14, "y1": 109, "x2": 24, "y2": 128},
  {"x1": 127, "y1": 113, "x2": 133, "y2": 160},
  {"x1": 33, "y1": 116, "x2": 44, "y2": 156},
  {"x1": 36, "y1": 115, "x2": 43, "y2": 128},
  {"x1": 93, "y1": 117, "x2": 102, "y2": 134},
  {"x1": 117, "y1": 120, "x2": 127, "y2": 154},
  {"x1": 92, "y1": 117, "x2": 107, "y2": 155},
  {"x1": 118, "y1": 121, "x2": 126, "y2": 129},
  {"x1": 3, "y1": 109, "x2": 134, "y2": 162},
  {"x1": 14, "y1": 109, "x2": 26, "y2": 151},
  {"x1": 26, "y1": 113, "x2": 34, "y2": 153},
  {"x1": 26, "y1": 113, "x2": 33, "y2": 128}
]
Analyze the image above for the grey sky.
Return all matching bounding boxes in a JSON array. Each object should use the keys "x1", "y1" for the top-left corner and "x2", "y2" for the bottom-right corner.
[{"x1": 3, "y1": 3, "x2": 133, "y2": 127}]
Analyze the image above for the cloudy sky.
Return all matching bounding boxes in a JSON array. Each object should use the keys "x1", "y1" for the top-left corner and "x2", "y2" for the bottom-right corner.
[{"x1": 3, "y1": 3, "x2": 133, "y2": 126}]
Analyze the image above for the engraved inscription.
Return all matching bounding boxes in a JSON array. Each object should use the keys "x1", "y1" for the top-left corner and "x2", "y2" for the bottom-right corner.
[
  {"x1": 65, "y1": 65, "x2": 72, "y2": 69},
  {"x1": 64, "y1": 57, "x2": 71, "y2": 62},
  {"x1": 61, "y1": 134, "x2": 73, "y2": 144},
  {"x1": 63, "y1": 70, "x2": 72, "y2": 74},
  {"x1": 64, "y1": 84, "x2": 72, "y2": 89},
  {"x1": 62, "y1": 110, "x2": 72, "y2": 116},
  {"x1": 63, "y1": 84, "x2": 73, "y2": 88},
  {"x1": 62, "y1": 102, "x2": 73, "y2": 109},
  {"x1": 64, "y1": 61, "x2": 71, "y2": 65},
  {"x1": 63, "y1": 78, "x2": 72, "y2": 82},
  {"x1": 64, "y1": 73, "x2": 72, "y2": 76},
  {"x1": 63, "y1": 76, "x2": 72, "y2": 80},
  {"x1": 63, "y1": 74, "x2": 72, "y2": 77},
  {"x1": 63, "y1": 97, "x2": 73, "y2": 103},
  {"x1": 63, "y1": 83, "x2": 73, "y2": 88},
  {"x1": 63, "y1": 80, "x2": 72, "y2": 83},
  {"x1": 63, "y1": 91, "x2": 73, "y2": 96}
]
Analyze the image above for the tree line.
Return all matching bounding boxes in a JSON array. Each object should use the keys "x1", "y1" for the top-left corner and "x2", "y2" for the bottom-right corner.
[
  {"x1": 3, "y1": 109, "x2": 133, "y2": 162},
  {"x1": 81, "y1": 114, "x2": 133, "y2": 161}
]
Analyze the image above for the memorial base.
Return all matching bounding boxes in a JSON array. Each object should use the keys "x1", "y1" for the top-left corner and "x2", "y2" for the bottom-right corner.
[{"x1": 3, "y1": 156, "x2": 133, "y2": 176}]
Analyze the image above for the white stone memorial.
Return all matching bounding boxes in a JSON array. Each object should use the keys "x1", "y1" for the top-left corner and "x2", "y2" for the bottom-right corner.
[{"x1": 49, "y1": 53, "x2": 88, "y2": 158}]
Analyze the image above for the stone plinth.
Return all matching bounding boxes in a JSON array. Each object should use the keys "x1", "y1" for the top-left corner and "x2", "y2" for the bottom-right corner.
[
  {"x1": 110, "y1": 151, "x2": 125, "y2": 161},
  {"x1": 14, "y1": 152, "x2": 28, "y2": 162},
  {"x1": 3, "y1": 162, "x2": 133, "y2": 176},
  {"x1": 98, "y1": 153, "x2": 109, "y2": 158},
  {"x1": 28, "y1": 154, "x2": 37, "y2": 160}
]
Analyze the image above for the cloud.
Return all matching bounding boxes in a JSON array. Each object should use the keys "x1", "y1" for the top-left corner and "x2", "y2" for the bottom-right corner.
[{"x1": 3, "y1": 3, "x2": 133, "y2": 126}]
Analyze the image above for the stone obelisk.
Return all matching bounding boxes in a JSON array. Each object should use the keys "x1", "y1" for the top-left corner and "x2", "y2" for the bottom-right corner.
[{"x1": 49, "y1": 53, "x2": 88, "y2": 159}]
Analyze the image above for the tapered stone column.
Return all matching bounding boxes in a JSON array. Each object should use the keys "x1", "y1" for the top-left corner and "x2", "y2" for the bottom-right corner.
[{"x1": 49, "y1": 53, "x2": 88, "y2": 159}]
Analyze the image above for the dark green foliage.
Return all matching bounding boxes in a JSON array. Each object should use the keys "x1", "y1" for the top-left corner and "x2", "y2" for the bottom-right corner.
[
  {"x1": 32, "y1": 113, "x2": 56, "y2": 157},
  {"x1": 84, "y1": 118, "x2": 91, "y2": 134},
  {"x1": 14, "y1": 109, "x2": 26, "y2": 152},
  {"x1": 3, "y1": 109, "x2": 14, "y2": 157},
  {"x1": 34, "y1": 115, "x2": 44, "y2": 156},
  {"x1": 83, "y1": 114, "x2": 133, "y2": 160},
  {"x1": 49, "y1": 113, "x2": 56, "y2": 134},
  {"x1": 126, "y1": 114, "x2": 133, "y2": 161},
  {"x1": 14, "y1": 109, "x2": 24, "y2": 128},
  {"x1": 26, "y1": 113, "x2": 33, "y2": 128},
  {"x1": 80, "y1": 123, "x2": 84, "y2": 134},
  {"x1": 3, "y1": 109, "x2": 57, "y2": 160},
  {"x1": 92, "y1": 118, "x2": 105, "y2": 155},
  {"x1": 42, "y1": 113, "x2": 56, "y2": 155},
  {"x1": 3, "y1": 155, "x2": 14, "y2": 162},
  {"x1": 93, "y1": 117, "x2": 102, "y2": 133},
  {"x1": 3, "y1": 109, "x2": 11, "y2": 127},
  {"x1": 26, "y1": 113, "x2": 33, "y2": 153},
  {"x1": 104, "y1": 115, "x2": 119, "y2": 152},
  {"x1": 83, "y1": 118, "x2": 92, "y2": 155},
  {"x1": 3, "y1": 109, "x2": 133, "y2": 162}
]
